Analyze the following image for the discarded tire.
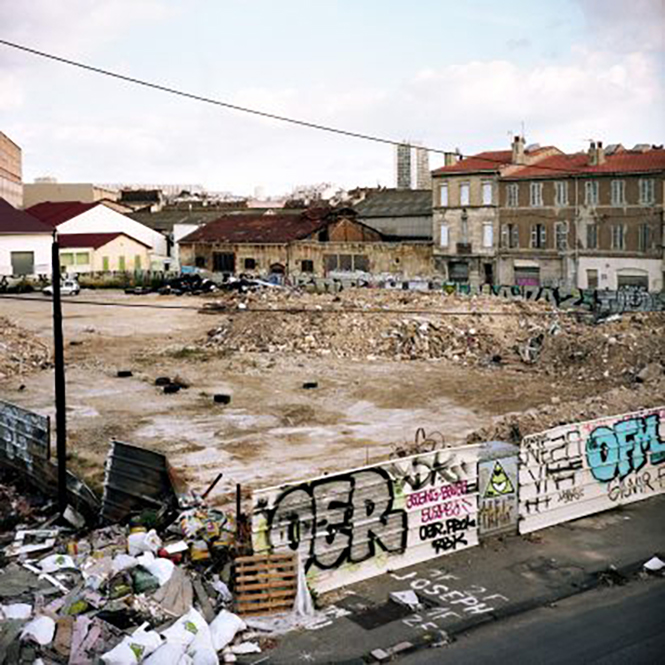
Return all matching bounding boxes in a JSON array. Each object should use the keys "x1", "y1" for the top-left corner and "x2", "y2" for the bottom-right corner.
[
  {"x1": 213, "y1": 394, "x2": 231, "y2": 404},
  {"x1": 163, "y1": 383, "x2": 181, "y2": 394},
  {"x1": 154, "y1": 377, "x2": 171, "y2": 386},
  {"x1": 302, "y1": 382, "x2": 318, "y2": 389},
  {"x1": 117, "y1": 370, "x2": 133, "y2": 378}
]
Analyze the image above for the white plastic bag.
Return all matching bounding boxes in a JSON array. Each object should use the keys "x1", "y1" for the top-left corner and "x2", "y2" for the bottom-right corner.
[
  {"x1": 20, "y1": 616, "x2": 56, "y2": 646},
  {"x1": 128, "y1": 529, "x2": 162, "y2": 556},
  {"x1": 101, "y1": 625, "x2": 163, "y2": 665},
  {"x1": 0, "y1": 603, "x2": 32, "y2": 620},
  {"x1": 208, "y1": 610, "x2": 246, "y2": 651},
  {"x1": 143, "y1": 642, "x2": 193, "y2": 665},
  {"x1": 161, "y1": 608, "x2": 209, "y2": 647},
  {"x1": 136, "y1": 552, "x2": 174, "y2": 586},
  {"x1": 187, "y1": 626, "x2": 218, "y2": 665},
  {"x1": 39, "y1": 553, "x2": 76, "y2": 573},
  {"x1": 113, "y1": 553, "x2": 139, "y2": 574},
  {"x1": 230, "y1": 642, "x2": 261, "y2": 655}
]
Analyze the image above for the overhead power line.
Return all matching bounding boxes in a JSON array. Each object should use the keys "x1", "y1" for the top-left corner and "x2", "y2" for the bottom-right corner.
[
  {"x1": 0, "y1": 38, "x2": 595, "y2": 176},
  {"x1": 0, "y1": 293, "x2": 589, "y2": 316}
]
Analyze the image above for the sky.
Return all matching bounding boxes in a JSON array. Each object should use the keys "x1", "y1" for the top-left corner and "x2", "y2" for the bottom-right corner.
[{"x1": 1, "y1": 0, "x2": 663, "y2": 196}]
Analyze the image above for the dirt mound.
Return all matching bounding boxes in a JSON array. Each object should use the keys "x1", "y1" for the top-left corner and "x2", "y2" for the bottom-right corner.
[
  {"x1": 201, "y1": 290, "x2": 665, "y2": 387},
  {"x1": 467, "y1": 376, "x2": 665, "y2": 445},
  {"x1": 0, "y1": 316, "x2": 50, "y2": 380}
]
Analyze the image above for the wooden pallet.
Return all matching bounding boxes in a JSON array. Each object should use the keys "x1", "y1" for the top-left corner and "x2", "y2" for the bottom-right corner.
[{"x1": 234, "y1": 553, "x2": 298, "y2": 616}]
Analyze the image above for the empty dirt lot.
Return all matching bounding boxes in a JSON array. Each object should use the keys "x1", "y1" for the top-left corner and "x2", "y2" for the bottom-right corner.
[{"x1": 1, "y1": 289, "x2": 663, "y2": 505}]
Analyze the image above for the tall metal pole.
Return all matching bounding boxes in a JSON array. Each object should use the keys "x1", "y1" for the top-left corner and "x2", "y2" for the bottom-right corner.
[{"x1": 51, "y1": 232, "x2": 68, "y2": 516}]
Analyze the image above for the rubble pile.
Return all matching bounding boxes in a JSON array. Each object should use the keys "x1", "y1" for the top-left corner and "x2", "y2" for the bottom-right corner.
[
  {"x1": 0, "y1": 470, "x2": 285, "y2": 664},
  {"x1": 0, "y1": 316, "x2": 50, "y2": 380},
  {"x1": 467, "y1": 372, "x2": 665, "y2": 445},
  {"x1": 201, "y1": 290, "x2": 665, "y2": 381},
  {"x1": 202, "y1": 289, "x2": 559, "y2": 364}
]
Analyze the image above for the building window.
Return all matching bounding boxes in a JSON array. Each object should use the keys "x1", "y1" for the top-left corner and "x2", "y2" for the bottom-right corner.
[
  {"x1": 60, "y1": 253, "x2": 74, "y2": 267},
  {"x1": 75, "y1": 252, "x2": 90, "y2": 265},
  {"x1": 118, "y1": 256, "x2": 126, "y2": 271},
  {"x1": 482, "y1": 222, "x2": 494, "y2": 248},
  {"x1": 611, "y1": 224, "x2": 626, "y2": 250},
  {"x1": 586, "y1": 224, "x2": 598, "y2": 249},
  {"x1": 555, "y1": 221, "x2": 568, "y2": 250},
  {"x1": 440, "y1": 224, "x2": 449, "y2": 247},
  {"x1": 449, "y1": 261, "x2": 469, "y2": 283},
  {"x1": 554, "y1": 181, "x2": 568, "y2": 207},
  {"x1": 639, "y1": 178, "x2": 655, "y2": 204},
  {"x1": 243, "y1": 257, "x2": 256, "y2": 270},
  {"x1": 507, "y1": 183, "x2": 519, "y2": 207},
  {"x1": 460, "y1": 216, "x2": 469, "y2": 243},
  {"x1": 611, "y1": 180, "x2": 626, "y2": 206},
  {"x1": 459, "y1": 182, "x2": 470, "y2": 206},
  {"x1": 439, "y1": 183, "x2": 448, "y2": 207},
  {"x1": 585, "y1": 180, "x2": 599, "y2": 206},
  {"x1": 102, "y1": 256, "x2": 110, "y2": 271},
  {"x1": 354, "y1": 255, "x2": 369, "y2": 272},
  {"x1": 213, "y1": 252, "x2": 236, "y2": 272},
  {"x1": 501, "y1": 224, "x2": 519, "y2": 249},
  {"x1": 195, "y1": 256, "x2": 206, "y2": 268},
  {"x1": 301, "y1": 259, "x2": 314, "y2": 272},
  {"x1": 529, "y1": 182, "x2": 543, "y2": 207},
  {"x1": 134, "y1": 255, "x2": 141, "y2": 270},
  {"x1": 530, "y1": 223, "x2": 546, "y2": 248},
  {"x1": 638, "y1": 223, "x2": 652, "y2": 252},
  {"x1": 481, "y1": 181, "x2": 493, "y2": 205},
  {"x1": 587, "y1": 269, "x2": 598, "y2": 290}
]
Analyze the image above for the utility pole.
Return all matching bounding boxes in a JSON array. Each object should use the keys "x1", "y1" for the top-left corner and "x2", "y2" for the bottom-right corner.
[{"x1": 51, "y1": 232, "x2": 68, "y2": 516}]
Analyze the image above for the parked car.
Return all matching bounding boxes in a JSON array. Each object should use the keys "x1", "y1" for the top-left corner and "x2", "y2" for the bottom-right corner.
[{"x1": 43, "y1": 279, "x2": 80, "y2": 296}]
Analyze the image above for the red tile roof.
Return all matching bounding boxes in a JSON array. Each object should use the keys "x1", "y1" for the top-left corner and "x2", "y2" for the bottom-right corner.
[
  {"x1": 58, "y1": 232, "x2": 150, "y2": 249},
  {"x1": 179, "y1": 209, "x2": 331, "y2": 244},
  {"x1": 432, "y1": 150, "x2": 513, "y2": 175},
  {"x1": 505, "y1": 148, "x2": 665, "y2": 178},
  {"x1": 0, "y1": 197, "x2": 53, "y2": 234},
  {"x1": 25, "y1": 201, "x2": 100, "y2": 227}
]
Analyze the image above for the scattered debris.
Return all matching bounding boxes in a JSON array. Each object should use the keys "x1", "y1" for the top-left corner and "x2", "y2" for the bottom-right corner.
[
  {"x1": 643, "y1": 556, "x2": 665, "y2": 575},
  {"x1": 302, "y1": 381, "x2": 318, "y2": 390},
  {"x1": 116, "y1": 370, "x2": 133, "y2": 378},
  {"x1": 213, "y1": 394, "x2": 231, "y2": 405},
  {"x1": 0, "y1": 316, "x2": 50, "y2": 381}
]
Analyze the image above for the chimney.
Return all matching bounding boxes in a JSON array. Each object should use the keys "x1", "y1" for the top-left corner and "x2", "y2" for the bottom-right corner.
[
  {"x1": 512, "y1": 135, "x2": 526, "y2": 165},
  {"x1": 588, "y1": 141, "x2": 605, "y2": 166},
  {"x1": 444, "y1": 152, "x2": 459, "y2": 166}
]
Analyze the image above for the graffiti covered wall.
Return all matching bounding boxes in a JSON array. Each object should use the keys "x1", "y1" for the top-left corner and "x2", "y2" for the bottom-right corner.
[
  {"x1": 252, "y1": 446, "x2": 481, "y2": 592},
  {"x1": 519, "y1": 406, "x2": 665, "y2": 533}
]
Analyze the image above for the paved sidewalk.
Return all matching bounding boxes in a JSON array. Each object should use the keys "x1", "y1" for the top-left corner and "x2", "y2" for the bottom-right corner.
[{"x1": 247, "y1": 495, "x2": 665, "y2": 664}]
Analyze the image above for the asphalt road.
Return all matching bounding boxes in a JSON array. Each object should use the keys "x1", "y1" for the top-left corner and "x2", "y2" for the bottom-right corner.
[{"x1": 401, "y1": 577, "x2": 665, "y2": 665}]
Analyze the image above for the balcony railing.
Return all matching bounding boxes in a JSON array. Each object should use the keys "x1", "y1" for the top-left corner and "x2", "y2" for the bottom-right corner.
[{"x1": 456, "y1": 242, "x2": 472, "y2": 254}]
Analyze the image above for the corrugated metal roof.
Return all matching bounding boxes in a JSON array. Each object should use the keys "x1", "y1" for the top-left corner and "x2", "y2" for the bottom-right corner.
[
  {"x1": 0, "y1": 197, "x2": 53, "y2": 234},
  {"x1": 179, "y1": 209, "x2": 331, "y2": 244},
  {"x1": 354, "y1": 189, "x2": 432, "y2": 218}
]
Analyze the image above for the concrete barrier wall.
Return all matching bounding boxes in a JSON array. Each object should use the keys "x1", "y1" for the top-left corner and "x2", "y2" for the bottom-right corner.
[
  {"x1": 519, "y1": 406, "x2": 665, "y2": 534},
  {"x1": 252, "y1": 445, "x2": 481, "y2": 592}
]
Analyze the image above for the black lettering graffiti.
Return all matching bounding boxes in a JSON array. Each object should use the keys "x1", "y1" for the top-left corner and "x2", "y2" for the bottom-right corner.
[
  {"x1": 419, "y1": 516, "x2": 476, "y2": 541},
  {"x1": 557, "y1": 487, "x2": 584, "y2": 504},
  {"x1": 607, "y1": 471, "x2": 654, "y2": 502},
  {"x1": 432, "y1": 532, "x2": 467, "y2": 553},
  {"x1": 265, "y1": 467, "x2": 407, "y2": 573},
  {"x1": 388, "y1": 451, "x2": 474, "y2": 492}
]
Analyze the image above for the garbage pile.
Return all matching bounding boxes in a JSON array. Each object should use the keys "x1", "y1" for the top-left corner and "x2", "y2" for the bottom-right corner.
[
  {"x1": 0, "y1": 316, "x2": 50, "y2": 381},
  {"x1": 159, "y1": 274, "x2": 217, "y2": 296},
  {"x1": 0, "y1": 469, "x2": 274, "y2": 664}
]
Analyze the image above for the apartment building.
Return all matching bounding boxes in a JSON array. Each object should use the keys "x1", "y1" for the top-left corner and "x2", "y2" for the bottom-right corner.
[
  {"x1": 431, "y1": 137, "x2": 560, "y2": 285},
  {"x1": 0, "y1": 132, "x2": 23, "y2": 209},
  {"x1": 498, "y1": 143, "x2": 665, "y2": 291}
]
